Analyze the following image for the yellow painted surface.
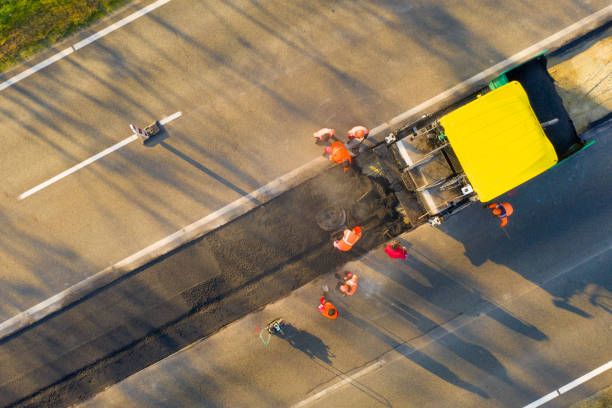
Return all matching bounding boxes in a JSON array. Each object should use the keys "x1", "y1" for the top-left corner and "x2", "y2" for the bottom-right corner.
[{"x1": 440, "y1": 81, "x2": 558, "y2": 202}]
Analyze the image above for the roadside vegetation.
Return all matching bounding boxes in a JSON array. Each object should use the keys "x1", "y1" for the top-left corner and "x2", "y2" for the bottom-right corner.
[
  {"x1": 0, "y1": 0, "x2": 130, "y2": 71},
  {"x1": 571, "y1": 385, "x2": 612, "y2": 408}
]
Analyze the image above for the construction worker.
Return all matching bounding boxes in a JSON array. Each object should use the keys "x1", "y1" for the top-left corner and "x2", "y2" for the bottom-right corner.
[
  {"x1": 324, "y1": 141, "x2": 352, "y2": 172},
  {"x1": 385, "y1": 240, "x2": 407, "y2": 259},
  {"x1": 337, "y1": 271, "x2": 358, "y2": 295},
  {"x1": 333, "y1": 226, "x2": 362, "y2": 252},
  {"x1": 317, "y1": 297, "x2": 338, "y2": 319},
  {"x1": 347, "y1": 126, "x2": 369, "y2": 140},
  {"x1": 313, "y1": 128, "x2": 336, "y2": 143},
  {"x1": 489, "y1": 202, "x2": 514, "y2": 227}
]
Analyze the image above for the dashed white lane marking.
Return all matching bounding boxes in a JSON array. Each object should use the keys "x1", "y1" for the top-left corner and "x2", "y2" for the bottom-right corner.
[
  {"x1": 523, "y1": 359, "x2": 612, "y2": 408},
  {"x1": 18, "y1": 111, "x2": 182, "y2": 200},
  {"x1": 159, "y1": 111, "x2": 182, "y2": 125},
  {"x1": 18, "y1": 135, "x2": 138, "y2": 200},
  {"x1": 0, "y1": 0, "x2": 173, "y2": 92}
]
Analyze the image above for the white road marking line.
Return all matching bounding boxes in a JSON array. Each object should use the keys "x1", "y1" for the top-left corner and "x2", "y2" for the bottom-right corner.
[
  {"x1": 0, "y1": 47, "x2": 74, "y2": 91},
  {"x1": 523, "y1": 391, "x2": 561, "y2": 408},
  {"x1": 523, "y1": 359, "x2": 612, "y2": 408},
  {"x1": 291, "y1": 360, "x2": 386, "y2": 408},
  {"x1": 383, "y1": 4, "x2": 612, "y2": 129},
  {"x1": 18, "y1": 135, "x2": 138, "y2": 200},
  {"x1": 0, "y1": 156, "x2": 333, "y2": 340},
  {"x1": 0, "y1": 0, "x2": 173, "y2": 92},
  {"x1": 18, "y1": 111, "x2": 182, "y2": 200},
  {"x1": 557, "y1": 360, "x2": 612, "y2": 394},
  {"x1": 159, "y1": 111, "x2": 182, "y2": 125},
  {"x1": 73, "y1": 0, "x2": 172, "y2": 50},
  {"x1": 2, "y1": 3, "x2": 611, "y2": 343}
]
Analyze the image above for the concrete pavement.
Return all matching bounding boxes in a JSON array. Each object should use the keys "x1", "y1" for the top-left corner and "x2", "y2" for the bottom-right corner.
[
  {"x1": 77, "y1": 119, "x2": 612, "y2": 408},
  {"x1": 78, "y1": 214, "x2": 612, "y2": 408},
  {"x1": 1, "y1": 0, "x2": 609, "y2": 320}
]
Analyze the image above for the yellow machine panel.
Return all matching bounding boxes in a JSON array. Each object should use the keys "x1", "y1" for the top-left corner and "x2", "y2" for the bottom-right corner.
[{"x1": 440, "y1": 81, "x2": 558, "y2": 202}]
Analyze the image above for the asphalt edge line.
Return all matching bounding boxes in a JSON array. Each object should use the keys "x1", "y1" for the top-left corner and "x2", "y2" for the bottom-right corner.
[
  {"x1": 523, "y1": 360, "x2": 612, "y2": 408},
  {"x1": 0, "y1": 157, "x2": 332, "y2": 340},
  {"x1": 367, "y1": 4, "x2": 612, "y2": 138},
  {"x1": 0, "y1": 0, "x2": 173, "y2": 91},
  {"x1": 1, "y1": 7, "x2": 610, "y2": 341},
  {"x1": 0, "y1": 47, "x2": 74, "y2": 91}
]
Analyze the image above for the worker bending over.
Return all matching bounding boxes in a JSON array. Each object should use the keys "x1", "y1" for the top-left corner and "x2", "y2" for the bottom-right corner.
[
  {"x1": 489, "y1": 202, "x2": 514, "y2": 227},
  {"x1": 334, "y1": 226, "x2": 362, "y2": 251},
  {"x1": 337, "y1": 271, "x2": 358, "y2": 296},
  {"x1": 385, "y1": 240, "x2": 407, "y2": 259},
  {"x1": 318, "y1": 297, "x2": 338, "y2": 319},
  {"x1": 347, "y1": 125, "x2": 369, "y2": 140},
  {"x1": 324, "y1": 141, "x2": 352, "y2": 172},
  {"x1": 313, "y1": 128, "x2": 336, "y2": 143}
]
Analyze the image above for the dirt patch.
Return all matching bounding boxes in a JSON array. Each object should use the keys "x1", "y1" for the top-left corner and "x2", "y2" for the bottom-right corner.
[{"x1": 549, "y1": 33, "x2": 612, "y2": 133}]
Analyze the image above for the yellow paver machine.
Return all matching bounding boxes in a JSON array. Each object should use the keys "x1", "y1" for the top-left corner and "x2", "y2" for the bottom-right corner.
[{"x1": 359, "y1": 55, "x2": 590, "y2": 226}]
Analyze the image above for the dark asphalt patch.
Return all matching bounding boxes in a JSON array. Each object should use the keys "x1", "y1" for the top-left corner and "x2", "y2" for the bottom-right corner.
[{"x1": 7, "y1": 166, "x2": 409, "y2": 408}]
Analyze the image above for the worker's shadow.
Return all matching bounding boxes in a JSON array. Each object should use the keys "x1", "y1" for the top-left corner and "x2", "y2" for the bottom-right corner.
[{"x1": 277, "y1": 323, "x2": 335, "y2": 364}]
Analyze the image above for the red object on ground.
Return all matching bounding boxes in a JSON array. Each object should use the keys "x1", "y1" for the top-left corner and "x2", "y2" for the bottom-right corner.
[{"x1": 385, "y1": 244, "x2": 407, "y2": 259}]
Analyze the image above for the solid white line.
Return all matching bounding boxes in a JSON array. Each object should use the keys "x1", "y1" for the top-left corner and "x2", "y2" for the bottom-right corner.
[
  {"x1": 558, "y1": 360, "x2": 612, "y2": 394},
  {"x1": 523, "y1": 359, "x2": 612, "y2": 408},
  {"x1": 73, "y1": 0, "x2": 172, "y2": 50},
  {"x1": 291, "y1": 360, "x2": 386, "y2": 408},
  {"x1": 0, "y1": 155, "x2": 332, "y2": 340},
  {"x1": 159, "y1": 111, "x2": 182, "y2": 125},
  {"x1": 383, "y1": 4, "x2": 612, "y2": 129},
  {"x1": 0, "y1": 47, "x2": 74, "y2": 91},
  {"x1": 18, "y1": 135, "x2": 138, "y2": 200},
  {"x1": 0, "y1": 0, "x2": 173, "y2": 92},
  {"x1": 522, "y1": 391, "x2": 561, "y2": 408},
  {"x1": 2, "y1": 1, "x2": 610, "y2": 343}
]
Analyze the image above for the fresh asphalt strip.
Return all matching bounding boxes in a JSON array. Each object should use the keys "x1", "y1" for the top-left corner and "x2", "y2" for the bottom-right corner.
[{"x1": 1, "y1": 5, "x2": 610, "y2": 342}]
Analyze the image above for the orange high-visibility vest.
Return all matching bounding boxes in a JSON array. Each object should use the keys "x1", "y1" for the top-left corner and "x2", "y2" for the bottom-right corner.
[
  {"x1": 340, "y1": 283, "x2": 357, "y2": 295},
  {"x1": 347, "y1": 126, "x2": 369, "y2": 139},
  {"x1": 334, "y1": 227, "x2": 362, "y2": 251},
  {"x1": 330, "y1": 141, "x2": 352, "y2": 171},
  {"x1": 313, "y1": 128, "x2": 335, "y2": 141},
  {"x1": 319, "y1": 301, "x2": 338, "y2": 319},
  {"x1": 346, "y1": 274, "x2": 358, "y2": 287},
  {"x1": 488, "y1": 202, "x2": 514, "y2": 227}
]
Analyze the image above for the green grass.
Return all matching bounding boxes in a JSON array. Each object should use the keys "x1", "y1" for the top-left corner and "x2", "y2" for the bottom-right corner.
[
  {"x1": 0, "y1": 0, "x2": 130, "y2": 71},
  {"x1": 571, "y1": 385, "x2": 612, "y2": 408}
]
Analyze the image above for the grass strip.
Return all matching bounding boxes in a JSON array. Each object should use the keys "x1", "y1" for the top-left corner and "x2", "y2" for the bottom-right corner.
[
  {"x1": 571, "y1": 384, "x2": 612, "y2": 408},
  {"x1": 0, "y1": 0, "x2": 131, "y2": 71}
]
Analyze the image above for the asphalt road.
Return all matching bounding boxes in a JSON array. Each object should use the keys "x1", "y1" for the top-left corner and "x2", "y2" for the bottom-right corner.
[
  {"x1": 78, "y1": 121, "x2": 612, "y2": 408},
  {"x1": 0, "y1": 0, "x2": 609, "y2": 320}
]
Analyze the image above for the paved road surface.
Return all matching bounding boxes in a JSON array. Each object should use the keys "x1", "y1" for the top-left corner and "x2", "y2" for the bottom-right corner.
[
  {"x1": 1, "y1": 0, "x2": 608, "y2": 319},
  {"x1": 79, "y1": 122, "x2": 612, "y2": 408}
]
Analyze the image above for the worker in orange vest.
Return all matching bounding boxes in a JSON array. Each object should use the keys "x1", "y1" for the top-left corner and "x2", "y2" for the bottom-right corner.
[
  {"x1": 313, "y1": 128, "x2": 336, "y2": 143},
  {"x1": 334, "y1": 226, "x2": 362, "y2": 251},
  {"x1": 347, "y1": 126, "x2": 369, "y2": 140},
  {"x1": 489, "y1": 202, "x2": 514, "y2": 227},
  {"x1": 337, "y1": 272, "x2": 358, "y2": 295},
  {"x1": 324, "y1": 141, "x2": 352, "y2": 172},
  {"x1": 317, "y1": 297, "x2": 338, "y2": 319}
]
